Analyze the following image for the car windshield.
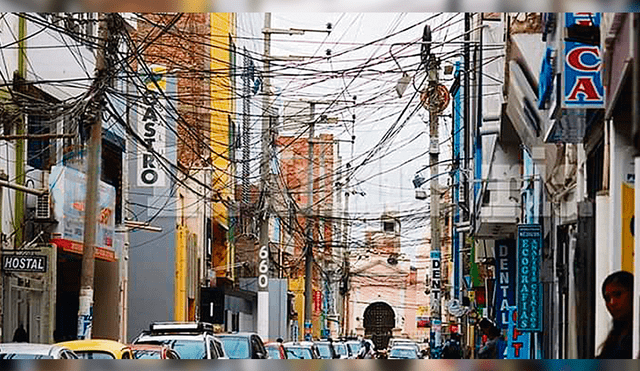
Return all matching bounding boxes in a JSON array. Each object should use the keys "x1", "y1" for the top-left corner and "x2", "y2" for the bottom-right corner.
[
  {"x1": 137, "y1": 339, "x2": 205, "y2": 359},
  {"x1": 334, "y1": 343, "x2": 347, "y2": 356},
  {"x1": 347, "y1": 342, "x2": 361, "y2": 354},
  {"x1": 219, "y1": 337, "x2": 250, "y2": 359},
  {"x1": 286, "y1": 347, "x2": 313, "y2": 359},
  {"x1": 133, "y1": 350, "x2": 162, "y2": 359},
  {"x1": 316, "y1": 343, "x2": 332, "y2": 359},
  {"x1": 0, "y1": 354, "x2": 54, "y2": 359},
  {"x1": 76, "y1": 351, "x2": 115, "y2": 359},
  {"x1": 389, "y1": 348, "x2": 417, "y2": 359}
]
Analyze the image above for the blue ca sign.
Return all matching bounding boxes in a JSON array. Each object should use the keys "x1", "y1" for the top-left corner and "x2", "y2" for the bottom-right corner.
[{"x1": 516, "y1": 224, "x2": 542, "y2": 332}]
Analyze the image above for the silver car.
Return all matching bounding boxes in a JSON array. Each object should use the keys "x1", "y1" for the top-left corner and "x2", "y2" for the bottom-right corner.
[
  {"x1": 387, "y1": 345, "x2": 420, "y2": 359},
  {"x1": 132, "y1": 322, "x2": 228, "y2": 359},
  {"x1": 0, "y1": 343, "x2": 78, "y2": 359}
]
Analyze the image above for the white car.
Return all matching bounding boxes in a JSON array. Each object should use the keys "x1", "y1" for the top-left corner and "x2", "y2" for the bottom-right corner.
[
  {"x1": 388, "y1": 338, "x2": 420, "y2": 353},
  {"x1": 132, "y1": 322, "x2": 228, "y2": 359},
  {"x1": 0, "y1": 343, "x2": 78, "y2": 359},
  {"x1": 387, "y1": 345, "x2": 420, "y2": 359}
]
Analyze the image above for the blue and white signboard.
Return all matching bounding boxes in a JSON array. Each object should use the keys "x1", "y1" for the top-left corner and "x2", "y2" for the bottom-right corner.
[
  {"x1": 494, "y1": 239, "x2": 516, "y2": 329},
  {"x1": 563, "y1": 13, "x2": 604, "y2": 109},
  {"x1": 516, "y1": 224, "x2": 543, "y2": 332}
]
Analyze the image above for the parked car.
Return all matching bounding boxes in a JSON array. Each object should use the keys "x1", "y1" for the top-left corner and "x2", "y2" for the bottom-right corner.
[
  {"x1": 387, "y1": 345, "x2": 420, "y2": 359},
  {"x1": 56, "y1": 339, "x2": 133, "y2": 359},
  {"x1": 388, "y1": 338, "x2": 420, "y2": 354},
  {"x1": 282, "y1": 341, "x2": 320, "y2": 359},
  {"x1": 265, "y1": 342, "x2": 288, "y2": 359},
  {"x1": 216, "y1": 332, "x2": 267, "y2": 359},
  {"x1": 0, "y1": 343, "x2": 78, "y2": 359},
  {"x1": 132, "y1": 321, "x2": 227, "y2": 359},
  {"x1": 344, "y1": 340, "x2": 361, "y2": 358},
  {"x1": 333, "y1": 341, "x2": 352, "y2": 359},
  {"x1": 314, "y1": 340, "x2": 339, "y2": 359},
  {"x1": 129, "y1": 344, "x2": 181, "y2": 359}
]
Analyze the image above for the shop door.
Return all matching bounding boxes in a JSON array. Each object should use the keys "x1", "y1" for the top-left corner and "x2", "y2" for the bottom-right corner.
[{"x1": 3, "y1": 274, "x2": 45, "y2": 343}]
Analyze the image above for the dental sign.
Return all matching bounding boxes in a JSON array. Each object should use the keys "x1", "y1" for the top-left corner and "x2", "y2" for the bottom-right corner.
[
  {"x1": 138, "y1": 65, "x2": 168, "y2": 187},
  {"x1": 494, "y1": 239, "x2": 516, "y2": 329},
  {"x1": 563, "y1": 13, "x2": 604, "y2": 109}
]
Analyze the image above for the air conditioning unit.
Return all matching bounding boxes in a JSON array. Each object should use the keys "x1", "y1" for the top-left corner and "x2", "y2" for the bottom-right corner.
[{"x1": 35, "y1": 193, "x2": 50, "y2": 219}]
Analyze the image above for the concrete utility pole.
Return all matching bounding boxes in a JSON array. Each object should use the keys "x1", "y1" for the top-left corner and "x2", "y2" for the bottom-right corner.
[
  {"x1": 257, "y1": 12, "x2": 272, "y2": 342},
  {"x1": 77, "y1": 13, "x2": 109, "y2": 340},
  {"x1": 14, "y1": 14, "x2": 26, "y2": 253},
  {"x1": 427, "y1": 51, "x2": 443, "y2": 356},
  {"x1": 304, "y1": 103, "x2": 316, "y2": 341},
  {"x1": 261, "y1": 21, "x2": 330, "y2": 342}
]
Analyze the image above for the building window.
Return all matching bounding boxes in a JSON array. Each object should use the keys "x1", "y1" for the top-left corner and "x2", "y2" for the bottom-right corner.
[
  {"x1": 27, "y1": 114, "x2": 53, "y2": 170},
  {"x1": 383, "y1": 221, "x2": 395, "y2": 233},
  {"x1": 101, "y1": 138, "x2": 123, "y2": 224},
  {"x1": 586, "y1": 138, "x2": 604, "y2": 199}
]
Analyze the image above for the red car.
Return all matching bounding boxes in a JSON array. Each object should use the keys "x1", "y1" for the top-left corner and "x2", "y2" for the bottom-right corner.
[
  {"x1": 129, "y1": 344, "x2": 180, "y2": 359},
  {"x1": 265, "y1": 342, "x2": 288, "y2": 359}
]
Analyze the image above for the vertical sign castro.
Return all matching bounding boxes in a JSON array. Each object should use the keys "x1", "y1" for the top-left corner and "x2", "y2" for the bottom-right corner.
[
  {"x1": 516, "y1": 224, "x2": 543, "y2": 332},
  {"x1": 138, "y1": 65, "x2": 167, "y2": 187}
]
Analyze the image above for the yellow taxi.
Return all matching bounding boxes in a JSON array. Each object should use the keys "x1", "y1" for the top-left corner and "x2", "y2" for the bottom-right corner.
[{"x1": 55, "y1": 339, "x2": 133, "y2": 359}]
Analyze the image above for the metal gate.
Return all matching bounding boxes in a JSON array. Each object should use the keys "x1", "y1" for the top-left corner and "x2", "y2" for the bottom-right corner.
[{"x1": 363, "y1": 302, "x2": 395, "y2": 350}]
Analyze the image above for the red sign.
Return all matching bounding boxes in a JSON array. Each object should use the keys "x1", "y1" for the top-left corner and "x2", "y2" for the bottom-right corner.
[
  {"x1": 475, "y1": 288, "x2": 486, "y2": 306},
  {"x1": 450, "y1": 324, "x2": 459, "y2": 333},
  {"x1": 313, "y1": 290, "x2": 322, "y2": 313},
  {"x1": 416, "y1": 316, "x2": 431, "y2": 328},
  {"x1": 51, "y1": 238, "x2": 116, "y2": 262}
]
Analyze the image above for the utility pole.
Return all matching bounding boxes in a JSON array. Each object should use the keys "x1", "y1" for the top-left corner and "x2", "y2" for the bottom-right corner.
[
  {"x1": 341, "y1": 170, "x2": 350, "y2": 337},
  {"x1": 304, "y1": 103, "x2": 316, "y2": 341},
  {"x1": 260, "y1": 21, "x2": 330, "y2": 342},
  {"x1": 257, "y1": 12, "x2": 272, "y2": 342},
  {"x1": 77, "y1": 13, "x2": 109, "y2": 340},
  {"x1": 424, "y1": 24, "x2": 443, "y2": 358},
  {"x1": 14, "y1": 14, "x2": 26, "y2": 253}
]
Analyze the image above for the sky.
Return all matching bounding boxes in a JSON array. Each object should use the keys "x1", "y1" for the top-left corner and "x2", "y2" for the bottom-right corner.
[{"x1": 267, "y1": 13, "x2": 464, "y2": 262}]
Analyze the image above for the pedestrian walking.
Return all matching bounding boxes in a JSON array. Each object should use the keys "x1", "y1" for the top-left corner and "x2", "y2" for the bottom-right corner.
[
  {"x1": 442, "y1": 333, "x2": 462, "y2": 359},
  {"x1": 596, "y1": 270, "x2": 633, "y2": 359},
  {"x1": 477, "y1": 318, "x2": 503, "y2": 359},
  {"x1": 357, "y1": 339, "x2": 374, "y2": 359},
  {"x1": 12, "y1": 324, "x2": 28, "y2": 343}
]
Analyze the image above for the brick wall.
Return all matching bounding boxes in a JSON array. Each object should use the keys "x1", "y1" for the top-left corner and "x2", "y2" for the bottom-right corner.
[{"x1": 134, "y1": 14, "x2": 211, "y2": 170}]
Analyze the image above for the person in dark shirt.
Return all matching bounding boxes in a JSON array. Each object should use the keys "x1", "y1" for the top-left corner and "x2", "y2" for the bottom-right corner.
[
  {"x1": 442, "y1": 333, "x2": 462, "y2": 359},
  {"x1": 12, "y1": 324, "x2": 28, "y2": 342},
  {"x1": 477, "y1": 318, "x2": 504, "y2": 359},
  {"x1": 596, "y1": 271, "x2": 633, "y2": 359}
]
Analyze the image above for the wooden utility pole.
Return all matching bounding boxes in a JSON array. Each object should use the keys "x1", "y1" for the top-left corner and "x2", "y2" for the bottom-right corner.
[
  {"x1": 77, "y1": 13, "x2": 109, "y2": 340},
  {"x1": 304, "y1": 103, "x2": 316, "y2": 341},
  {"x1": 425, "y1": 32, "x2": 443, "y2": 356}
]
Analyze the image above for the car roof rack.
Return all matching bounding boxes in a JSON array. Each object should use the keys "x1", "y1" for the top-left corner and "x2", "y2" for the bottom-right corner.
[{"x1": 149, "y1": 321, "x2": 214, "y2": 334}]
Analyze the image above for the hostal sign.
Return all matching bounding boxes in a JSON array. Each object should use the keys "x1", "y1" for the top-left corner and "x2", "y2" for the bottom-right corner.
[{"x1": 3, "y1": 254, "x2": 47, "y2": 273}]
